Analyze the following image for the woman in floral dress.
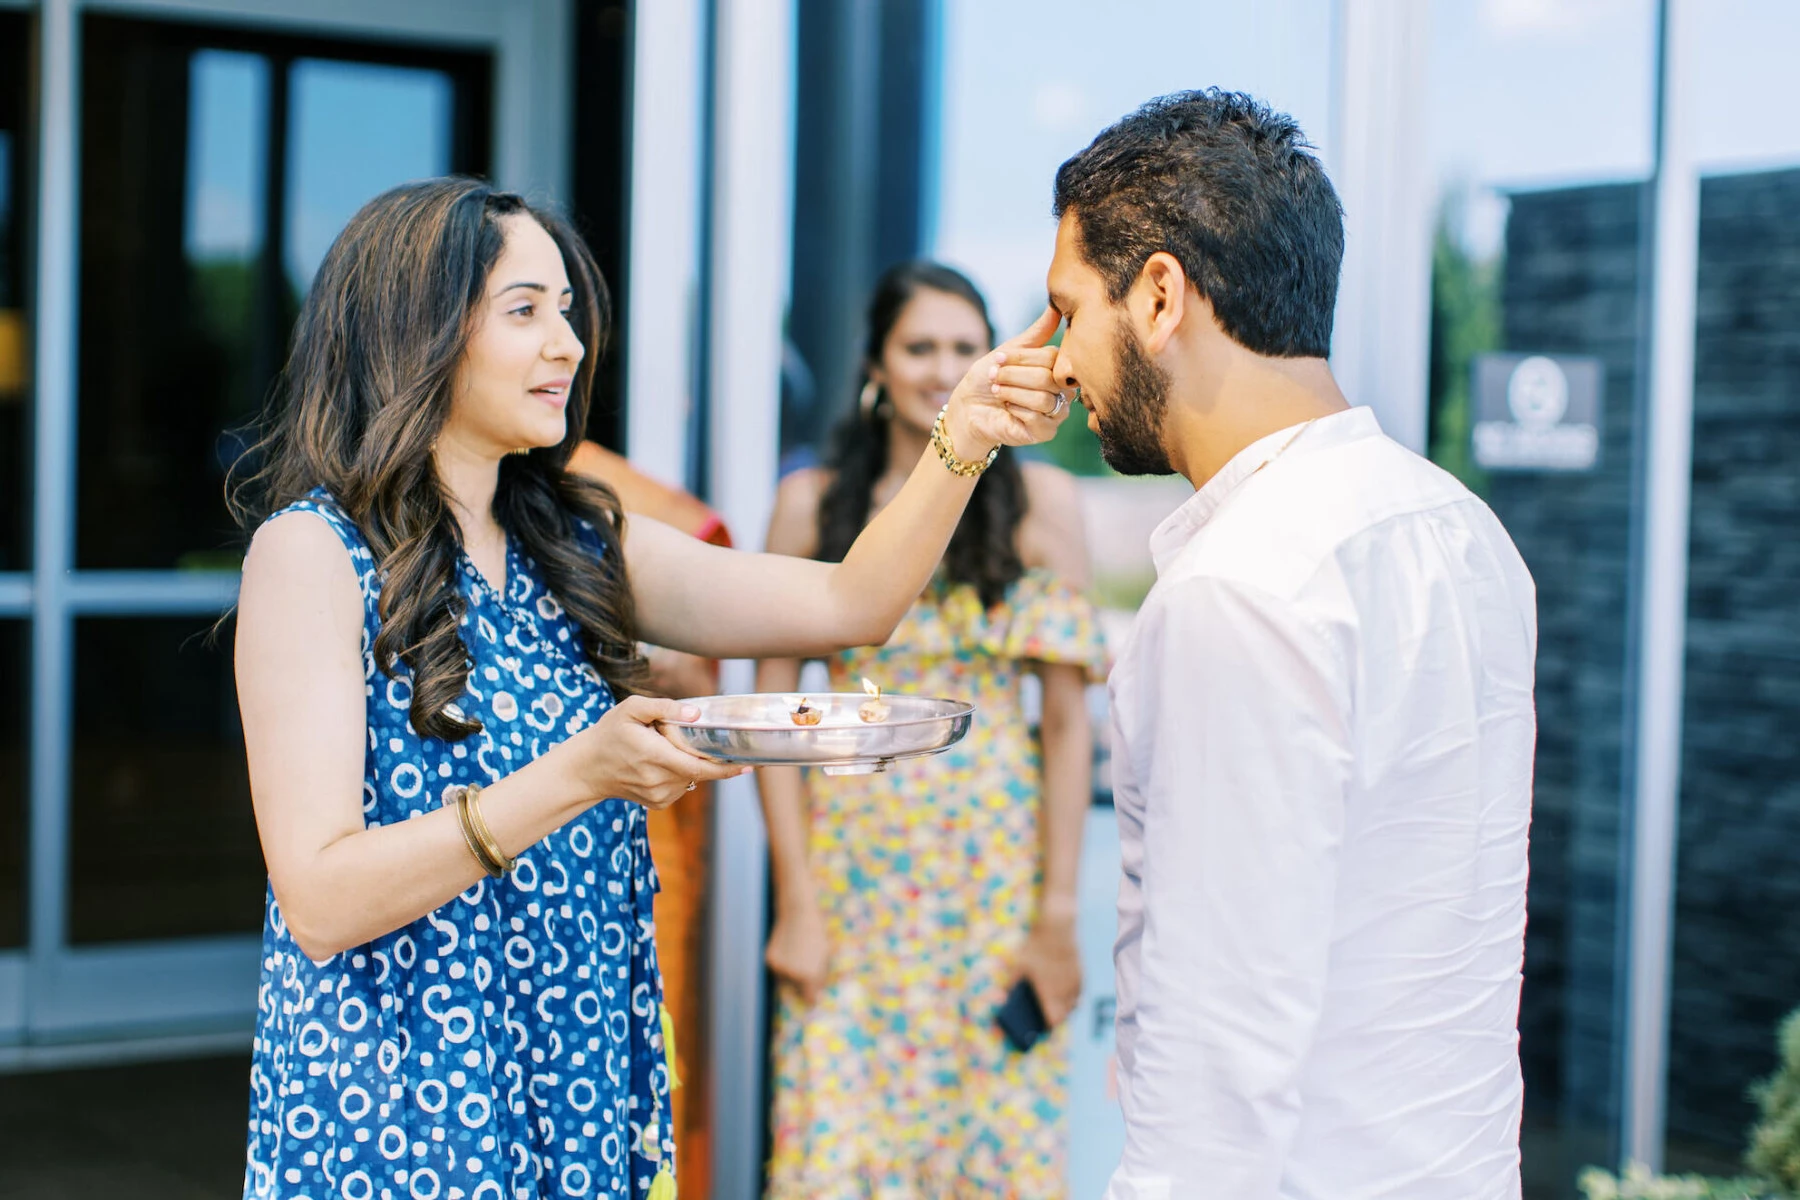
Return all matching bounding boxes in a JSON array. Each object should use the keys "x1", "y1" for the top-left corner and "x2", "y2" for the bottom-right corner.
[
  {"x1": 230, "y1": 184, "x2": 1072, "y2": 1199},
  {"x1": 757, "y1": 263, "x2": 1107, "y2": 1198}
]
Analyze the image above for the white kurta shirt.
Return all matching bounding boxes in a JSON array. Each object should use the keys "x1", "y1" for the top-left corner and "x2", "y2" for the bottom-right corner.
[{"x1": 1104, "y1": 406, "x2": 1537, "y2": 1200}]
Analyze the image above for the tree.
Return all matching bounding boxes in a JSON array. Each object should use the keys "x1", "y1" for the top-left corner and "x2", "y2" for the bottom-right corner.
[
  {"x1": 1748, "y1": 1007, "x2": 1800, "y2": 1194},
  {"x1": 1581, "y1": 1004, "x2": 1800, "y2": 1199},
  {"x1": 1425, "y1": 191, "x2": 1500, "y2": 495}
]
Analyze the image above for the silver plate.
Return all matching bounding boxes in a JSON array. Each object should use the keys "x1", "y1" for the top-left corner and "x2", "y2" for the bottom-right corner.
[{"x1": 659, "y1": 692, "x2": 975, "y2": 775}]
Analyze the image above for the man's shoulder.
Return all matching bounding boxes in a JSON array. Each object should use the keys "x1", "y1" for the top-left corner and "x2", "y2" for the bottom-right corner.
[{"x1": 1154, "y1": 433, "x2": 1514, "y2": 609}]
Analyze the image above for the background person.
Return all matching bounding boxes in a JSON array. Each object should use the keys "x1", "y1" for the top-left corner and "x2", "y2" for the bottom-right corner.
[
  {"x1": 230, "y1": 181, "x2": 1070, "y2": 1200},
  {"x1": 756, "y1": 261, "x2": 1107, "y2": 1198}
]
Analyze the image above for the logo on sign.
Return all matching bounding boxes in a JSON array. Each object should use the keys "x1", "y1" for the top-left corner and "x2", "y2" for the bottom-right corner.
[
  {"x1": 1508, "y1": 356, "x2": 1569, "y2": 429},
  {"x1": 1472, "y1": 352, "x2": 1602, "y2": 472}
]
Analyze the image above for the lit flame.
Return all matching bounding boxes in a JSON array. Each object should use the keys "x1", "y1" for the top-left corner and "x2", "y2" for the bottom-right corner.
[{"x1": 861, "y1": 678, "x2": 881, "y2": 699}]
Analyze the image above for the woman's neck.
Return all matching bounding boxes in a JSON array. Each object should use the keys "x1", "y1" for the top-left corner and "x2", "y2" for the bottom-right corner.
[{"x1": 432, "y1": 435, "x2": 504, "y2": 548}]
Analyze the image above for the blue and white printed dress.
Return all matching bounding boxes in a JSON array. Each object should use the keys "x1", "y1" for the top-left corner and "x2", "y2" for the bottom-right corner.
[{"x1": 245, "y1": 490, "x2": 675, "y2": 1200}]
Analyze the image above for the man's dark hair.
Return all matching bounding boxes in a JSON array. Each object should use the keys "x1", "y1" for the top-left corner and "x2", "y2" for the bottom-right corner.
[{"x1": 1053, "y1": 89, "x2": 1343, "y2": 358}]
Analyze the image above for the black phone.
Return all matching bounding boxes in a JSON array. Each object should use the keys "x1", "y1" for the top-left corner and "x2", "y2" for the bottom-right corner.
[{"x1": 996, "y1": 977, "x2": 1050, "y2": 1053}]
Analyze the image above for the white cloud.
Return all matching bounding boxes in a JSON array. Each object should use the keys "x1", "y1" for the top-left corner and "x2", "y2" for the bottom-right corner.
[
  {"x1": 1478, "y1": 0, "x2": 1636, "y2": 39},
  {"x1": 1032, "y1": 82, "x2": 1091, "y2": 134},
  {"x1": 186, "y1": 181, "x2": 259, "y2": 259}
]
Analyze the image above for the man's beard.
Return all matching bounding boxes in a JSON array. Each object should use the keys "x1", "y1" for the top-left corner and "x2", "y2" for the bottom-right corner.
[{"x1": 1093, "y1": 322, "x2": 1174, "y2": 476}]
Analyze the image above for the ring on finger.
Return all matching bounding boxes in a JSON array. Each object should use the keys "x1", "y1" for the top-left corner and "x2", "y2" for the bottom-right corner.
[
  {"x1": 685, "y1": 780, "x2": 696, "y2": 793},
  {"x1": 1051, "y1": 392, "x2": 1067, "y2": 416}
]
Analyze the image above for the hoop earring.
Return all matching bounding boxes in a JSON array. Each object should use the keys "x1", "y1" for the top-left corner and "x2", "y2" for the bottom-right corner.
[{"x1": 859, "y1": 380, "x2": 887, "y2": 420}]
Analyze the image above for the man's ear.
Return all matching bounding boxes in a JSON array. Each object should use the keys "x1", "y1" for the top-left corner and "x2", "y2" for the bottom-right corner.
[{"x1": 1133, "y1": 251, "x2": 1189, "y2": 356}]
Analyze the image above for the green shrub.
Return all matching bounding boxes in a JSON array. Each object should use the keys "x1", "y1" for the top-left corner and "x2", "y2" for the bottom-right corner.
[
  {"x1": 1576, "y1": 1163, "x2": 1769, "y2": 1200},
  {"x1": 1748, "y1": 1009, "x2": 1800, "y2": 1194},
  {"x1": 1580, "y1": 1003, "x2": 1800, "y2": 1200}
]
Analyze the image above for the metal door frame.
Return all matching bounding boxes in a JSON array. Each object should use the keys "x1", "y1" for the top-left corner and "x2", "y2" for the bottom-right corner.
[{"x1": 0, "y1": 0, "x2": 571, "y2": 1066}]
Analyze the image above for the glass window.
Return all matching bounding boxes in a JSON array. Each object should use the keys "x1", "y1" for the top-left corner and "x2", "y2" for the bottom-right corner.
[
  {"x1": 283, "y1": 58, "x2": 453, "y2": 294},
  {"x1": 1423, "y1": 2, "x2": 1658, "y2": 1194},
  {"x1": 1665, "y1": 1, "x2": 1800, "y2": 1175},
  {"x1": 75, "y1": 17, "x2": 489, "y2": 571},
  {"x1": 67, "y1": 616, "x2": 260, "y2": 945},
  {"x1": 183, "y1": 49, "x2": 272, "y2": 465},
  {"x1": 0, "y1": 11, "x2": 31, "y2": 571},
  {"x1": 0, "y1": 620, "x2": 24, "y2": 949}
]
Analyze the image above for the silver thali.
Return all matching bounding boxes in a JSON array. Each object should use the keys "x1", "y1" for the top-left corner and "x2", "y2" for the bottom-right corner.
[{"x1": 659, "y1": 692, "x2": 974, "y2": 775}]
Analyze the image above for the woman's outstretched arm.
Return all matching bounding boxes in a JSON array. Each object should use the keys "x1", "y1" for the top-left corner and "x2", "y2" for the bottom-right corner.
[{"x1": 627, "y1": 307, "x2": 1068, "y2": 661}]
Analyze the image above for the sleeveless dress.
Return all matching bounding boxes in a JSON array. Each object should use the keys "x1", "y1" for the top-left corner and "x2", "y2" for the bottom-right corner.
[
  {"x1": 244, "y1": 491, "x2": 675, "y2": 1200},
  {"x1": 765, "y1": 569, "x2": 1108, "y2": 1200}
]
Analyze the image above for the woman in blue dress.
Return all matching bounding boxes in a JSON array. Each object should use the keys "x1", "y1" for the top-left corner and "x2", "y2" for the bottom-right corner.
[{"x1": 229, "y1": 177, "x2": 1071, "y2": 1200}]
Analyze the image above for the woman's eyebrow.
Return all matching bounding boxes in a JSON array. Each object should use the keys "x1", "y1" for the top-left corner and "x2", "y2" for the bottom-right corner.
[{"x1": 493, "y1": 281, "x2": 575, "y2": 296}]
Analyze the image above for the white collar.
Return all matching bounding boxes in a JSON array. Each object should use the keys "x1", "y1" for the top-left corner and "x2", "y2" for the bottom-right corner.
[{"x1": 1148, "y1": 405, "x2": 1383, "y2": 575}]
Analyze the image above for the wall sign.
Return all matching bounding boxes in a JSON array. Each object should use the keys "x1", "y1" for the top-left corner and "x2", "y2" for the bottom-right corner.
[{"x1": 1472, "y1": 352, "x2": 1603, "y2": 472}]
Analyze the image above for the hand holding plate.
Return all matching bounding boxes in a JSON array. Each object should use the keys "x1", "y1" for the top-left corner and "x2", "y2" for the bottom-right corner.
[{"x1": 562, "y1": 695, "x2": 744, "y2": 811}]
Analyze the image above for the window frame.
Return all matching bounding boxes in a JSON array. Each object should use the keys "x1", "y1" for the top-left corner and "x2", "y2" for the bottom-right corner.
[{"x1": 3, "y1": 0, "x2": 570, "y2": 1062}]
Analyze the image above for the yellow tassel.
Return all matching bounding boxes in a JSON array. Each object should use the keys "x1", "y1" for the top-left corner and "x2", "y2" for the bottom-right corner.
[
  {"x1": 660, "y1": 1003, "x2": 682, "y2": 1090},
  {"x1": 648, "y1": 1164, "x2": 677, "y2": 1200}
]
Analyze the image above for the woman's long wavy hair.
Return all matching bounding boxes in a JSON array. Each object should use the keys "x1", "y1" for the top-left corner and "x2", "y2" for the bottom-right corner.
[
  {"x1": 815, "y1": 262, "x2": 1027, "y2": 608},
  {"x1": 229, "y1": 177, "x2": 648, "y2": 740}
]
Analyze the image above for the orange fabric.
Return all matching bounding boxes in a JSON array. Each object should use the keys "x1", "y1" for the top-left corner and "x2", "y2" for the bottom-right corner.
[
  {"x1": 568, "y1": 441, "x2": 725, "y2": 1200},
  {"x1": 570, "y1": 441, "x2": 733, "y2": 548}
]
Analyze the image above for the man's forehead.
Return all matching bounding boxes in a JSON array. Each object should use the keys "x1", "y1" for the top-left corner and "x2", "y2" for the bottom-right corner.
[{"x1": 1047, "y1": 214, "x2": 1096, "y2": 301}]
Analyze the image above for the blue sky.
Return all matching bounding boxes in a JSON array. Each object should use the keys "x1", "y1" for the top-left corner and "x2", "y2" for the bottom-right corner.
[
  {"x1": 931, "y1": 0, "x2": 1335, "y2": 330},
  {"x1": 177, "y1": 1, "x2": 1800, "y2": 320},
  {"x1": 933, "y1": 0, "x2": 1800, "y2": 319},
  {"x1": 183, "y1": 50, "x2": 267, "y2": 260},
  {"x1": 284, "y1": 58, "x2": 451, "y2": 287},
  {"x1": 184, "y1": 50, "x2": 450, "y2": 288}
]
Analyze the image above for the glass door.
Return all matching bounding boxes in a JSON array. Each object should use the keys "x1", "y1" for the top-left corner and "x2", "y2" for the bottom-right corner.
[
  {"x1": 13, "y1": 6, "x2": 505, "y2": 1050},
  {"x1": 64, "y1": 19, "x2": 486, "y2": 957},
  {"x1": 1423, "y1": 2, "x2": 1659, "y2": 1193},
  {"x1": 1663, "y1": 3, "x2": 1800, "y2": 1177}
]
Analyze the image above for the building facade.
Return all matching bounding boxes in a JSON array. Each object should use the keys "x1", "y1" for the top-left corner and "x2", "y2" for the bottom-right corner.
[{"x1": 1, "y1": 2, "x2": 1797, "y2": 1198}]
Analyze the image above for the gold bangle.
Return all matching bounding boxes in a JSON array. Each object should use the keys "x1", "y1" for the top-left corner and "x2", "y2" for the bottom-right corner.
[
  {"x1": 462, "y1": 783, "x2": 516, "y2": 875},
  {"x1": 451, "y1": 788, "x2": 502, "y2": 876},
  {"x1": 930, "y1": 407, "x2": 999, "y2": 478}
]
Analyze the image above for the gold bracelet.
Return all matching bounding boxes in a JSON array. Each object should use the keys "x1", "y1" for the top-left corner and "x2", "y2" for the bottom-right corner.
[
  {"x1": 930, "y1": 408, "x2": 999, "y2": 478},
  {"x1": 462, "y1": 783, "x2": 516, "y2": 875},
  {"x1": 451, "y1": 788, "x2": 502, "y2": 876}
]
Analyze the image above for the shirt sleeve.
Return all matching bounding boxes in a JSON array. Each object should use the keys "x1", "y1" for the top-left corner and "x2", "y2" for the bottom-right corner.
[{"x1": 1109, "y1": 574, "x2": 1353, "y2": 1199}]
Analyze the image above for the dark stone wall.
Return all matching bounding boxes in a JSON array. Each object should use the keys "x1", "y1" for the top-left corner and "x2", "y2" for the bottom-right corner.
[
  {"x1": 1492, "y1": 183, "x2": 1644, "y2": 1147},
  {"x1": 1491, "y1": 166, "x2": 1800, "y2": 1165},
  {"x1": 1665, "y1": 166, "x2": 1800, "y2": 1153}
]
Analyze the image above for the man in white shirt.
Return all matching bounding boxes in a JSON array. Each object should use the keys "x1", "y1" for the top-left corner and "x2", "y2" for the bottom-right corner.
[{"x1": 1045, "y1": 91, "x2": 1537, "y2": 1199}]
